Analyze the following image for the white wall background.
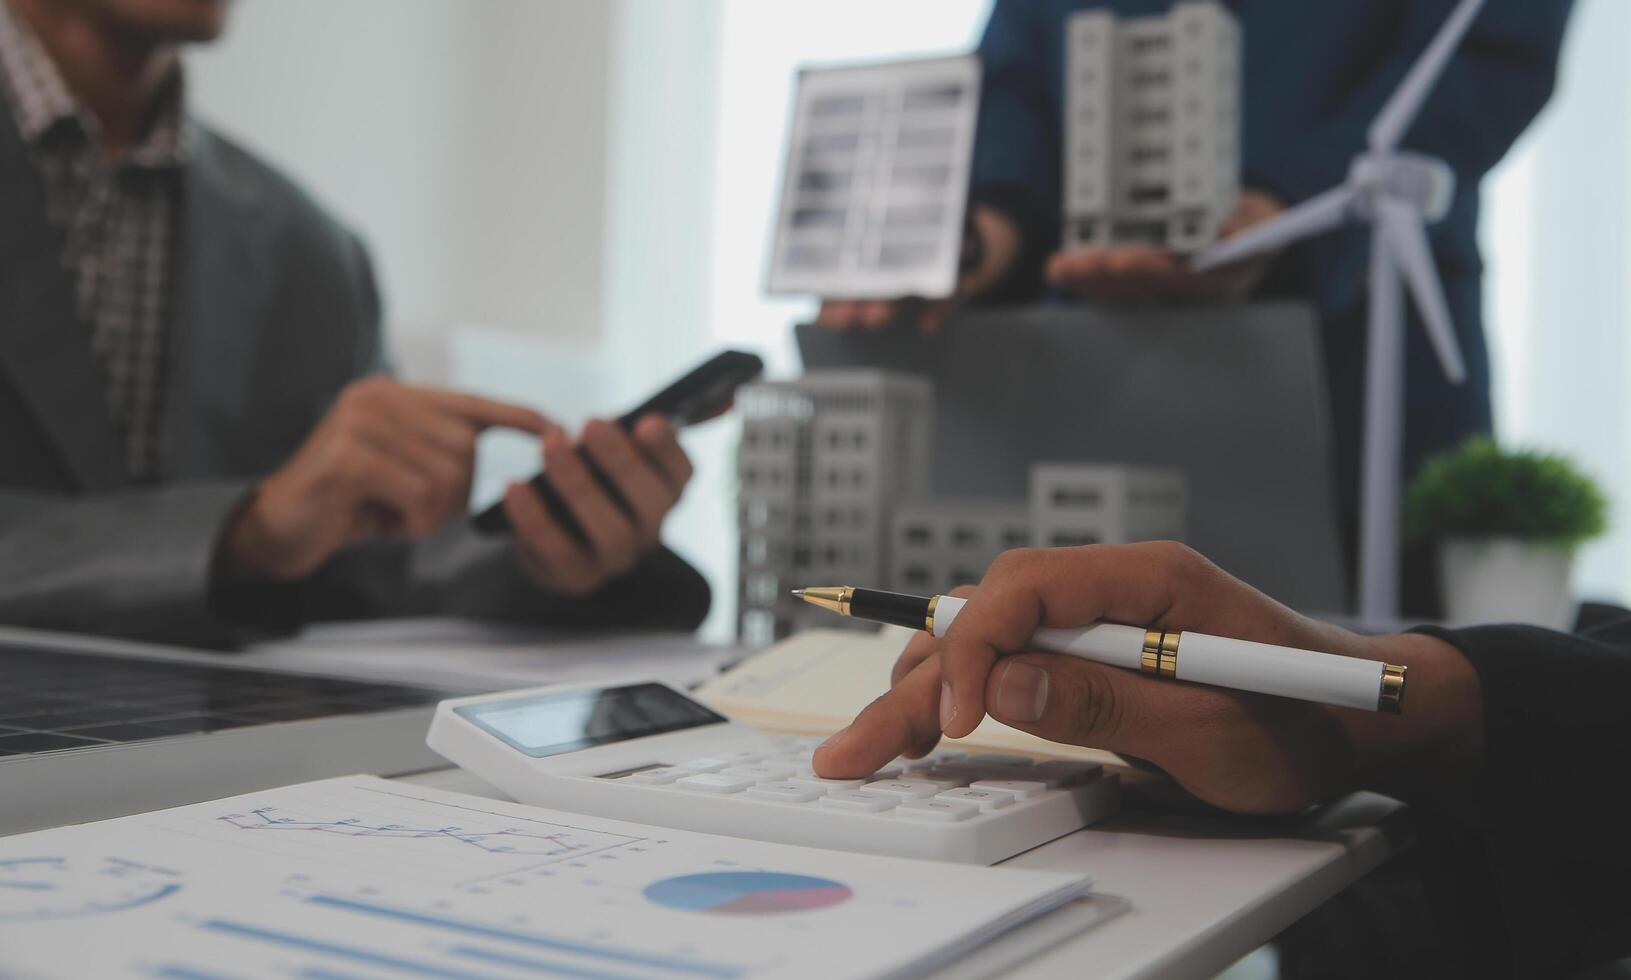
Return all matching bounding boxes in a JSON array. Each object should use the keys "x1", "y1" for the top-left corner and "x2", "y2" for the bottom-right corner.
[
  {"x1": 1482, "y1": 0, "x2": 1631, "y2": 607},
  {"x1": 185, "y1": 0, "x2": 1631, "y2": 640},
  {"x1": 189, "y1": 0, "x2": 611, "y2": 348}
]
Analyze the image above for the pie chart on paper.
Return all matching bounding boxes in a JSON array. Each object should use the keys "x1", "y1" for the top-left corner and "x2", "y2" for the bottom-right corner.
[{"x1": 643, "y1": 871, "x2": 853, "y2": 915}]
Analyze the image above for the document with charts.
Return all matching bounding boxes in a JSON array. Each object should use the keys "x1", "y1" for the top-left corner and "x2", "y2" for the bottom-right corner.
[{"x1": 0, "y1": 775, "x2": 1099, "y2": 979}]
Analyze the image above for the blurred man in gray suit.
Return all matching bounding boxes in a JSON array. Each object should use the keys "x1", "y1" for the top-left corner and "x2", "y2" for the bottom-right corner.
[{"x1": 0, "y1": 0, "x2": 710, "y2": 648}]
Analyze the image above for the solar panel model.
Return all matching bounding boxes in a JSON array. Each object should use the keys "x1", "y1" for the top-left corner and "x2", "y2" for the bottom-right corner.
[
  {"x1": 767, "y1": 54, "x2": 981, "y2": 300},
  {"x1": 0, "y1": 628, "x2": 469, "y2": 836}
]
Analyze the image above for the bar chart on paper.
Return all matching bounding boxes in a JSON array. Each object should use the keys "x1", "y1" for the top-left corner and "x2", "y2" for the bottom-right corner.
[{"x1": 0, "y1": 776, "x2": 1095, "y2": 980}]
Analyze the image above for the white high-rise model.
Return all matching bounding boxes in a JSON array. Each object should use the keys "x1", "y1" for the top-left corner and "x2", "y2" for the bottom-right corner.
[
  {"x1": 1189, "y1": 0, "x2": 1485, "y2": 623},
  {"x1": 1065, "y1": 1, "x2": 1240, "y2": 254}
]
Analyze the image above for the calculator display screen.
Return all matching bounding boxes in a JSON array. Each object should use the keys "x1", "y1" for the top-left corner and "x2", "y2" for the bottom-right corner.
[{"x1": 455, "y1": 683, "x2": 727, "y2": 758}]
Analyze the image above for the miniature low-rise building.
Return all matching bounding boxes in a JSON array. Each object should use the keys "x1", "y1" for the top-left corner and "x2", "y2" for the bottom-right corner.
[
  {"x1": 891, "y1": 498, "x2": 1033, "y2": 595},
  {"x1": 737, "y1": 375, "x2": 1188, "y2": 637},
  {"x1": 1064, "y1": 0, "x2": 1240, "y2": 254},
  {"x1": 1029, "y1": 463, "x2": 1187, "y2": 549},
  {"x1": 888, "y1": 465, "x2": 1186, "y2": 596}
]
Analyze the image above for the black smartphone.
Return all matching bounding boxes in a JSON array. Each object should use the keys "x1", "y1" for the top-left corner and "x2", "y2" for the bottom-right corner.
[{"x1": 471, "y1": 349, "x2": 764, "y2": 535}]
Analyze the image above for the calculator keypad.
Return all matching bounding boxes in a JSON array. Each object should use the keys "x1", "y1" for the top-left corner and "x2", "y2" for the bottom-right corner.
[{"x1": 607, "y1": 738, "x2": 1105, "y2": 827}]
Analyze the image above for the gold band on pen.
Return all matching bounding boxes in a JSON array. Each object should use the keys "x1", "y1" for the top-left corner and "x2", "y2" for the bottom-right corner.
[
  {"x1": 1141, "y1": 630, "x2": 1180, "y2": 678},
  {"x1": 1378, "y1": 664, "x2": 1407, "y2": 714},
  {"x1": 925, "y1": 594, "x2": 940, "y2": 632},
  {"x1": 1142, "y1": 630, "x2": 1163, "y2": 675}
]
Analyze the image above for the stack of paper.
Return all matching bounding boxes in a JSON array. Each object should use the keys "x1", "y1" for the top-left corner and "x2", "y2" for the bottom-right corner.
[
  {"x1": 693, "y1": 629, "x2": 1128, "y2": 770},
  {"x1": 0, "y1": 775, "x2": 1102, "y2": 979}
]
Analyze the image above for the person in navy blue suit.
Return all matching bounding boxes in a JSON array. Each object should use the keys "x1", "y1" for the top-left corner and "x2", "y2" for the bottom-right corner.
[{"x1": 820, "y1": 0, "x2": 1574, "y2": 615}]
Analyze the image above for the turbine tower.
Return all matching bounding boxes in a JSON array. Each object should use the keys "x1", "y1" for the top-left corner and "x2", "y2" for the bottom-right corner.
[{"x1": 1190, "y1": 0, "x2": 1486, "y2": 624}]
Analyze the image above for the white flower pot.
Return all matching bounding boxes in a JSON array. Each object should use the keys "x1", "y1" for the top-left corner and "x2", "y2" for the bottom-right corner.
[{"x1": 1438, "y1": 537, "x2": 1576, "y2": 630}]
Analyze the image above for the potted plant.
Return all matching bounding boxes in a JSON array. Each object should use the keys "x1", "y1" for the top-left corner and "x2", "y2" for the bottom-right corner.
[{"x1": 1404, "y1": 437, "x2": 1609, "y2": 628}]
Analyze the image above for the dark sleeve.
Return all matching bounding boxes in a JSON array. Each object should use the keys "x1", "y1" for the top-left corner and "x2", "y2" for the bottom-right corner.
[
  {"x1": 1245, "y1": 0, "x2": 1573, "y2": 208},
  {"x1": 1411, "y1": 617, "x2": 1631, "y2": 977},
  {"x1": 202, "y1": 232, "x2": 408, "y2": 644},
  {"x1": 967, "y1": 0, "x2": 1060, "y2": 303},
  {"x1": 0, "y1": 483, "x2": 258, "y2": 648}
]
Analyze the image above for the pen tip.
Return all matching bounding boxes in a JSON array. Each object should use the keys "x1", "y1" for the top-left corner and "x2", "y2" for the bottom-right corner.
[{"x1": 789, "y1": 589, "x2": 805, "y2": 597}]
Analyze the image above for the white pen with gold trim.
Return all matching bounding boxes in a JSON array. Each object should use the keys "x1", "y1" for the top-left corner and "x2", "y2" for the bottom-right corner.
[{"x1": 793, "y1": 586, "x2": 1406, "y2": 714}]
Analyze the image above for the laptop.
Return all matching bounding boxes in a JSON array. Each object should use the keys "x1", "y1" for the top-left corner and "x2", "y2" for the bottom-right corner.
[
  {"x1": 0, "y1": 626, "x2": 472, "y2": 836},
  {"x1": 795, "y1": 301, "x2": 1349, "y2": 614}
]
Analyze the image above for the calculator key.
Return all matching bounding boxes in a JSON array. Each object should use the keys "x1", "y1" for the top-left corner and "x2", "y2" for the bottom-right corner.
[
  {"x1": 722, "y1": 764, "x2": 795, "y2": 781},
  {"x1": 866, "y1": 765, "x2": 903, "y2": 781},
  {"x1": 936, "y1": 763, "x2": 1041, "y2": 783},
  {"x1": 969, "y1": 779, "x2": 1048, "y2": 799},
  {"x1": 968, "y1": 753, "x2": 1034, "y2": 767},
  {"x1": 897, "y1": 752, "x2": 954, "y2": 772},
  {"x1": 937, "y1": 787, "x2": 1015, "y2": 811},
  {"x1": 675, "y1": 773, "x2": 756, "y2": 794},
  {"x1": 897, "y1": 772, "x2": 966, "y2": 792},
  {"x1": 787, "y1": 775, "x2": 866, "y2": 791},
  {"x1": 716, "y1": 749, "x2": 768, "y2": 765},
  {"x1": 681, "y1": 757, "x2": 732, "y2": 773},
  {"x1": 860, "y1": 780, "x2": 941, "y2": 800},
  {"x1": 896, "y1": 798, "x2": 979, "y2": 822},
  {"x1": 747, "y1": 781, "x2": 825, "y2": 803},
  {"x1": 618, "y1": 766, "x2": 693, "y2": 786},
  {"x1": 765, "y1": 752, "x2": 815, "y2": 766},
  {"x1": 817, "y1": 791, "x2": 897, "y2": 813},
  {"x1": 925, "y1": 749, "x2": 970, "y2": 764},
  {"x1": 1026, "y1": 762, "x2": 1104, "y2": 787}
]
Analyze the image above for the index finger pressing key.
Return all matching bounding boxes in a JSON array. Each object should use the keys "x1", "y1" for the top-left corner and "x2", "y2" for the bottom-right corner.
[{"x1": 813, "y1": 657, "x2": 947, "y2": 778}]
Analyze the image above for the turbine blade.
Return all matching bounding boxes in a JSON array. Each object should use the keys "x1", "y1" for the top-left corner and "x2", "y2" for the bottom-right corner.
[
  {"x1": 1369, "y1": 0, "x2": 1488, "y2": 151},
  {"x1": 1378, "y1": 199, "x2": 1467, "y2": 384},
  {"x1": 1189, "y1": 185, "x2": 1358, "y2": 272}
]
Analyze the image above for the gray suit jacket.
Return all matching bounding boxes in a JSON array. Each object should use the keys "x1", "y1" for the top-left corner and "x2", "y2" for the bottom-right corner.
[{"x1": 0, "y1": 111, "x2": 709, "y2": 648}]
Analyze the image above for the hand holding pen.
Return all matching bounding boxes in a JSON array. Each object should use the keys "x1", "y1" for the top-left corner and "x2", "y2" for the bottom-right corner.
[{"x1": 810, "y1": 542, "x2": 1487, "y2": 816}]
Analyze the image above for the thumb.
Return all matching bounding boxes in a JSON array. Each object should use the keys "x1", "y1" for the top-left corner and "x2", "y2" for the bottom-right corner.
[{"x1": 984, "y1": 653, "x2": 1147, "y2": 751}]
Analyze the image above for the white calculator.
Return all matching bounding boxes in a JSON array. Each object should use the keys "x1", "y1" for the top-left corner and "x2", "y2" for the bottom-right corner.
[{"x1": 426, "y1": 680, "x2": 1119, "y2": 865}]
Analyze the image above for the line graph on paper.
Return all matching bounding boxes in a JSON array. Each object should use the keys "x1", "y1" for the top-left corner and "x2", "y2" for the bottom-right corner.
[
  {"x1": 185, "y1": 783, "x2": 658, "y2": 889},
  {"x1": 220, "y1": 806, "x2": 616, "y2": 858}
]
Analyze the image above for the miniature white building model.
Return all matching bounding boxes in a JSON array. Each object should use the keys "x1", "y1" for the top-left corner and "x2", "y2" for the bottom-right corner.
[
  {"x1": 1030, "y1": 464, "x2": 1186, "y2": 548},
  {"x1": 1064, "y1": 0, "x2": 1240, "y2": 253},
  {"x1": 892, "y1": 499, "x2": 1033, "y2": 594},
  {"x1": 737, "y1": 372, "x2": 933, "y2": 642},
  {"x1": 890, "y1": 466, "x2": 1186, "y2": 596},
  {"x1": 737, "y1": 374, "x2": 1188, "y2": 637}
]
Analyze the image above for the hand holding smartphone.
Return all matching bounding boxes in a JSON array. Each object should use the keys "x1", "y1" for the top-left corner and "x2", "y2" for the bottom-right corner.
[{"x1": 472, "y1": 350, "x2": 764, "y2": 535}]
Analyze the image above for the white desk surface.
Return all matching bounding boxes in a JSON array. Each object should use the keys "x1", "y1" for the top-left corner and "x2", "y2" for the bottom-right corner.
[
  {"x1": 0, "y1": 624, "x2": 1408, "y2": 979},
  {"x1": 400, "y1": 768, "x2": 1407, "y2": 980}
]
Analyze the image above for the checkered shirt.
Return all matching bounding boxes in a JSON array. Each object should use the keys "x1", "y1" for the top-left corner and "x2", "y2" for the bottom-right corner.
[{"x1": 0, "y1": 0, "x2": 186, "y2": 481}]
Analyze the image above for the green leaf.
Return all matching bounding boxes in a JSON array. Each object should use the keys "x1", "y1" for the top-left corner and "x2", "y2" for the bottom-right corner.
[{"x1": 1402, "y1": 437, "x2": 1610, "y2": 550}]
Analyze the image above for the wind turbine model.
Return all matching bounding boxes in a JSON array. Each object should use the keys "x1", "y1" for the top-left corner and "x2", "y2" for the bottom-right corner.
[{"x1": 1190, "y1": 0, "x2": 1486, "y2": 624}]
